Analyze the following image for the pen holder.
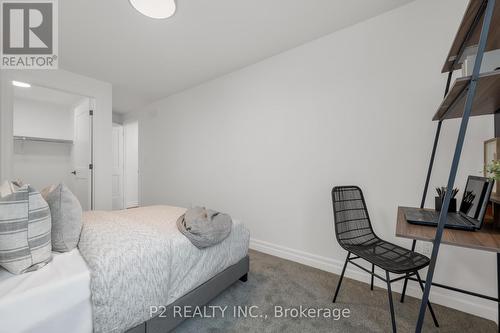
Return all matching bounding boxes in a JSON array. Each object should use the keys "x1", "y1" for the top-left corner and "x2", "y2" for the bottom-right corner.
[{"x1": 435, "y1": 197, "x2": 457, "y2": 212}]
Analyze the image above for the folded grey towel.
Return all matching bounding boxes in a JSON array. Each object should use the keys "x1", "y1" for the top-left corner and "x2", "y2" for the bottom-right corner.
[{"x1": 177, "y1": 207, "x2": 233, "y2": 249}]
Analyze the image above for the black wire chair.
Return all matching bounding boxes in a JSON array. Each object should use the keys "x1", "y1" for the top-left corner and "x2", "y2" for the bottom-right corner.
[{"x1": 331, "y1": 186, "x2": 439, "y2": 333}]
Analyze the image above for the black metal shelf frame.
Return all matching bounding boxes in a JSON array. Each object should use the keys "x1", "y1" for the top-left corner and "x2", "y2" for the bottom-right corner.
[{"x1": 398, "y1": 1, "x2": 498, "y2": 332}]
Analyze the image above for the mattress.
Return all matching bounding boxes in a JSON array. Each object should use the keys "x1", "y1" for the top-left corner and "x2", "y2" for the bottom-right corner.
[
  {"x1": 0, "y1": 249, "x2": 92, "y2": 333},
  {"x1": 79, "y1": 205, "x2": 250, "y2": 333}
]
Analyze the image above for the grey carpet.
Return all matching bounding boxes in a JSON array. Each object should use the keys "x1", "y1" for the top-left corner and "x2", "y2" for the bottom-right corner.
[{"x1": 174, "y1": 250, "x2": 496, "y2": 332}]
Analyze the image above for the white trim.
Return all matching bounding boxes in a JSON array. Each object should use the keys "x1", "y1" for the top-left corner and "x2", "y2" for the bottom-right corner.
[
  {"x1": 126, "y1": 201, "x2": 139, "y2": 208},
  {"x1": 249, "y1": 238, "x2": 497, "y2": 323}
]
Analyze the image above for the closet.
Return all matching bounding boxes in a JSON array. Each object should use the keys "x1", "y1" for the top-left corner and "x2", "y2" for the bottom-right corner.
[{"x1": 12, "y1": 83, "x2": 93, "y2": 210}]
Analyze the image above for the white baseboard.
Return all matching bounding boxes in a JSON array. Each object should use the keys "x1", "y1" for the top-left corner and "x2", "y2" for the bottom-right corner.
[
  {"x1": 126, "y1": 201, "x2": 139, "y2": 208},
  {"x1": 249, "y1": 238, "x2": 497, "y2": 323}
]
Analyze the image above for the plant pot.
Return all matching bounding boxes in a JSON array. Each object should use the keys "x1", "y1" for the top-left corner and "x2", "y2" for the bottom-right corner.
[{"x1": 435, "y1": 197, "x2": 457, "y2": 213}]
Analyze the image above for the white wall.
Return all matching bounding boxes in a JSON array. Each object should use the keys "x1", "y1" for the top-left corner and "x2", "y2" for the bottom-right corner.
[
  {"x1": 13, "y1": 141, "x2": 73, "y2": 191},
  {"x1": 124, "y1": 121, "x2": 139, "y2": 208},
  {"x1": 463, "y1": 49, "x2": 500, "y2": 76},
  {"x1": 12, "y1": 97, "x2": 75, "y2": 191},
  {"x1": 0, "y1": 69, "x2": 113, "y2": 210},
  {"x1": 112, "y1": 112, "x2": 124, "y2": 125},
  {"x1": 0, "y1": 71, "x2": 14, "y2": 182},
  {"x1": 136, "y1": 0, "x2": 497, "y2": 320},
  {"x1": 13, "y1": 98, "x2": 74, "y2": 141}
]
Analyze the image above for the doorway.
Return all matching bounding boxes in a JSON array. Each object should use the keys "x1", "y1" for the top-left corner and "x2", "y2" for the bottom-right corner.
[
  {"x1": 12, "y1": 83, "x2": 94, "y2": 210},
  {"x1": 111, "y1": 123, "x2": 124, "y2": 210},
  {"x1": 124, "y1": 121, "x2": 139, "y2": 208},
  {"x1": 111, "y1": 120, "x2": 139, "y2": 210}
]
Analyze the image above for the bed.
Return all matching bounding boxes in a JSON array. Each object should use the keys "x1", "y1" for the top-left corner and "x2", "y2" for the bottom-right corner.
[
  {"x1": 0, "y1": 205, "x2": 250, "y2": 333},
  {"x1": 81, "y1": 205, "x2": 249, "y2": 333}
]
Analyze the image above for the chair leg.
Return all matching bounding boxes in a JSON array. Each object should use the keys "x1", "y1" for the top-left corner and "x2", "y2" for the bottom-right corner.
[
  {"x1": 415, "y1": 271, "x2": 439, "y2": 328},
  {"x1": 386, "y1": 271, "x2": 397, "y2": 333},
  {"x1": 371, "y1": 264, "x2": 374, "y2": 290},
  {"x1": 400, "y1": 273, "x2": 409, "y2": 303},
  {"x1": 333, "y1": 252, "x2": 350, "y2": 303}
]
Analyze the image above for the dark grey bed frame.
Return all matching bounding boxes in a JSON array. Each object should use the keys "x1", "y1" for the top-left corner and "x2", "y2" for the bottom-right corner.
[{"x1": 126, "y1": 256, "x2": 249, "y2": 333}]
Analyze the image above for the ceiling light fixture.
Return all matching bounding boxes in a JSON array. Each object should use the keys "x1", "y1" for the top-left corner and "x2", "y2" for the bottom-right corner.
[
  {"x1": 129, "y1": 0, "x2": 176, "y2": 19},
  {"x1": 12, "y1": 81, "x2": 31, "y2": 88}
]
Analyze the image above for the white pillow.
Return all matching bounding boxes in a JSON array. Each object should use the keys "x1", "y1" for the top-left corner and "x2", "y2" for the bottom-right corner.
[
  {"x1": 42, "y1": 184, "x2": 83, "y2": 252},
  {"x1": 0, "y1": 180, "x2": 14, "y2": 197}
]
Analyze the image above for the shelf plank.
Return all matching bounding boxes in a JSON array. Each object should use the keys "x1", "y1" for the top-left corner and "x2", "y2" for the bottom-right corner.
[
  {"x1": 14, "y1": 136, "x2": 73, "y2": 144},
  {"x1": 442, "y1": 0, "x2": 500, "y2": 73},
  {"x1": 396, "y1": 206, "x2": 500, "y2": 252},
  {"x1": 433, "y1": 70, "x2": 500, "y2": 121}
]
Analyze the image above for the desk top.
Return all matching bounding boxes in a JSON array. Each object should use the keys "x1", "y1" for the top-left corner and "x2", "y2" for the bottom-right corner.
[{"x1": 396, "y1": 206, "x2": 500, "y2": 253}]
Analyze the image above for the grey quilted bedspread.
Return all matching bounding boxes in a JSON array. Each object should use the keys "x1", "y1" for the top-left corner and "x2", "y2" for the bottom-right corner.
[{"x1": 78, "y1": 205, "x2": 250, "y2": 333}]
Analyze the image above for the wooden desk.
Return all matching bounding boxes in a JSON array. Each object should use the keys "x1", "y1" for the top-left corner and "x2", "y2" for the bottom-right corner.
[
  {"x1": 396, "y1": 206, "x2": 500, "y2": 331},
  {"x1": 396, "y1": 206, "x2": 500, "y2": 253}
]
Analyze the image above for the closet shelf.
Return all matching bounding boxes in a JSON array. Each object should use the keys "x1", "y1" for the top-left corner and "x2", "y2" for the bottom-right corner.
[
  {"x1": 14, "y1": 136, "x2": 73, "y2": 144},
  {"x1": 432, "y1": 70, "x2": 500, "y2": 121},
  {"x1": 442, "y1": 0, "x2": 500, "y2": 73}
]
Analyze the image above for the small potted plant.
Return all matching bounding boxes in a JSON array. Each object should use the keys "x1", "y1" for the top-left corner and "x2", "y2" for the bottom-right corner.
[
  {"x1": 487, "y1": 160, "x2": 500, "y2": 194},
  {"x1": 487, "y1": 160, "x2": 500, "y2": 181}
]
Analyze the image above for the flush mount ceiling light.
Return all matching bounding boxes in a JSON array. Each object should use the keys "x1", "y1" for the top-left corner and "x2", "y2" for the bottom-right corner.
[
  {"x1": 12, "y1": 81, "x2": 31, "y2": 88},
  {"x1": 129, "y1": 0, "x2": 176, "y2": 19}
]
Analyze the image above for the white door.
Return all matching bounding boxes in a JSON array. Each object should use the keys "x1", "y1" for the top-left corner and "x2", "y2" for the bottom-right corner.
[
  {"x1": 71, "y1": 99, "x2": 92, "y2": 211},
  {"x1": 112, "y1": 124, "x2": 124, "y2": 210},
  {"x1": 124, "y1": 121, "x2": 139, "y2": 208}
]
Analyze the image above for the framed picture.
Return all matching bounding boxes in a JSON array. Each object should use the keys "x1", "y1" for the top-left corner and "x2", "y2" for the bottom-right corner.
[{"x1": 484, "y1": 138, "x2": 500, "y2": 193}]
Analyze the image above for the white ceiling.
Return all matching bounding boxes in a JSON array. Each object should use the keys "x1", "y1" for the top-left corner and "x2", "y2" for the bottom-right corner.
[
  {"x1": 14, "y1": 85, "x2": 86, "y2": 108},
  {"x1": 59, "y1": 0, "x2": 413, "y2": 113}
]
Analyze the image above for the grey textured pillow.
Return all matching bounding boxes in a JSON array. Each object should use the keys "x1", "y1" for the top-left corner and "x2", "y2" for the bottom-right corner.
[
  {"x1": 42, "y1": 184, "x2": 83, "y2": 252},
  {"x1": 0, "y1": 183, "x2": 52, "y2": 274}
]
